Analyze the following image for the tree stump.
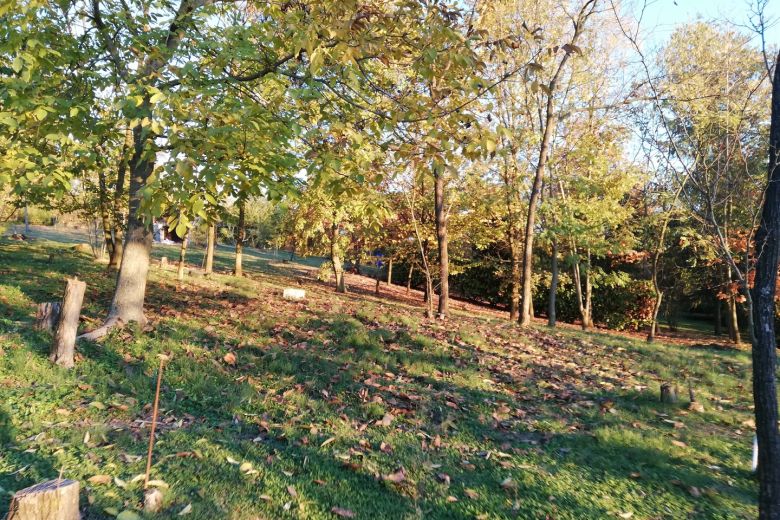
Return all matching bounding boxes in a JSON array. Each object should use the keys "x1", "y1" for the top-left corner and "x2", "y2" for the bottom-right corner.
[
  {"x1": 35, "y1": 302, "x2": 61, "y2": 332},
  {"x1": 660, "y1": 383, "x2": 678, "y2": 404},
  {"x1": 7, "y1": 479, "x2": 80, "y2": 520},
  {"x1": 50, "y1": 278, "x2": 87, "y2": 368}
]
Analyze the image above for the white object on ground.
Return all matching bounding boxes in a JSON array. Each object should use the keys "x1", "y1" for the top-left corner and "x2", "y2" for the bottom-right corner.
[{"x1": 283, "y1": 288, "x2": 306, "y2": 301}]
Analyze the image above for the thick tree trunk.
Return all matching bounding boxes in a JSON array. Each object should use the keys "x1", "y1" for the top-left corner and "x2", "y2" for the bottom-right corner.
[
  {"x1": 177, "y1": 231, "x2": 188, "y2": 281},
  {"x1": 205, "y1": 224, "x2": 216, "y2": 275},
  {"x1": 548, "y1": 239, "x2": 558, "y2": 327},
  {"x1": 433, "y1": 165, "x2": 449, "y2": 319},
  {"x1": 235, "y1": 202, "x2": 245, "y2": 277},
  {"x1": 50, "y1": 278, "x2": 86, "y2": 368},
  {"x1": 750, "y1": 49, "x2": 780, "y2": 520},
  {"x1": 82, "y1": 124, "x2": 155, "y2": 337},
  {"x1": 406, "y1": 264, "x2": 414, "y2": 294}
]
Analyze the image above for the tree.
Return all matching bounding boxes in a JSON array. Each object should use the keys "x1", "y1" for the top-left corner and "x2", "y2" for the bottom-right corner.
[{"x1": 750, "y1": 48, "x2": 780, "y2": 520}]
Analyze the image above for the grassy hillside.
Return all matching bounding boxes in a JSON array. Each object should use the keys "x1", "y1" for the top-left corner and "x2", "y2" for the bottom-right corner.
[{"x1": 0, "y1": 235, "x2": 759, "y2": 519}]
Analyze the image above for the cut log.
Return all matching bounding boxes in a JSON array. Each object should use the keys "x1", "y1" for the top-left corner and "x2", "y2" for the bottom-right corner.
[
  {"x1": 6, "y1": 479, "x2": 80, "y2": 520},
  {"x1": 283, "y1": 288, "x2": 306, "y2": 301},
  {"x1": 35, "y1": 302, "x2": 61, "y2": 332},
  {"x1": 660, "y1": 383, "x2": 678, "y2": 404},
  {"x1": 50, "y1": 278, "x2": 87, "y2": 368}
]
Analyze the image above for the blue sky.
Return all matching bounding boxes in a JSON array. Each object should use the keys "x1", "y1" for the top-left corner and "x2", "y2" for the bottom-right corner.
[{"x1": 637, "y1": 0, "x2": 780, "y2": 48}]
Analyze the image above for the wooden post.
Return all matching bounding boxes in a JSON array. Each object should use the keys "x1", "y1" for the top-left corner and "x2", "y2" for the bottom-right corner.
[
  {"x1": 7, "y1": 479, "x2": 80, "y2": 520},
  {"x1": 50, "y1": 278, "x2": 86, "y2": 369},
  {"x1": 160, "y1": 256, "x2": 168, "y2": 269},
  {"x1": 660, "y1": 383, "x2": 678, "y2": 404},
  {"x1": 144, "y1": 356, "x2": 166, "y2": 489},
  {"x1": 35, "y1": 302, "x2": 61, "y2": 332}
]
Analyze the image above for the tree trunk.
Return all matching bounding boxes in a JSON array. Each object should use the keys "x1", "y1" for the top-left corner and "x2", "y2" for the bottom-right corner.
[
  {"x1": 23, "y1": 205, "x2": 29, "y2": 235},
  {"x1": 584, "y1": 254, "x2": 593, "y2": 328},
  {"x1": 518, "y1": 1, "x2": 595, "y2": 326},
  {"x1": 7, "y1": 479, "x2": 80, "y2": 520},
  {"x1": 35, "y1": 302, "x2": 61, "y2": 332},
  {"x1": 205, "y1": 223, "x2": 216, "y2": 275},
  {"x1": 90, "y1": 124, "x2": 155, "y2": 333},
  {"x1": 50, "y1": 278, "x2": 86, "y2": 368},
  {"x1": 509, "y1": 238, "x2": 521, "y2": 321},
  {"x1": 406, "y1": 264, "x2": 414, "y2": 294},
  {"x1": 97, "y1": 168, "x2": 115, "y2": 260},
  {"x1": 330, "y1": 224, "x2": 346, "y2": 293},
  {"x1": 235, "y1": 201, "x2": 245, "y2": 277},
  {"x1": 548, "y1": 239, "x2": 558, "y2": 327},
  {"x1": 433, "y1": 165, "x2": 449, "y2": 319},
  {"x1": 109, "y1": 128, "x2": 132, "y2": 270},
  {"x1": 572, "y1": 257, "x2": 591, "y2": 330},
  {"x1": 749, "y1": 49, "x2": 780, "y2": 520},
  {"x1": 714, "y1": 297, "x2": 722, "y2": 335},
  {"x1": 387, "y1": 258, "x2": 393, "y2": 285},
  {"x1": 728, "y1": 295, "x2": 740, "y2": 344},
  {"x1": 177, "y1": 231, "x2": 188, "y2": 281}
]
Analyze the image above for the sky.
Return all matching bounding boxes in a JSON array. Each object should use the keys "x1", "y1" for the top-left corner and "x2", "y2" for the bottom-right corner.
[{"x1": 636, "y1": 0, "x2": 780, "y2": 48}]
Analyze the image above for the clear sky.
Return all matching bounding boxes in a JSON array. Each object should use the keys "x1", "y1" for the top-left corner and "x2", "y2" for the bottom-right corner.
[{"x1": 636, "y1": 0, "x2": 780, "y2": 48}]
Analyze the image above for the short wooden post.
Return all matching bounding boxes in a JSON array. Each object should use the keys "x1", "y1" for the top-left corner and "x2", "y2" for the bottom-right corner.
[
  {"x1": 35, "y1": 302, "x2": 61, "y2": 332},
  {"x1": 50, "y1": 278, "x2": 87, "y2": 369},
  {"x1": 7, "y1": 479, "x2": 80, "y2": 520},
  {"x1": 160, "y1": 256, "x2": 168, "y2": 269},
  {"x1": 660, "y1": 383, "x2": 678, "y2": 404}
]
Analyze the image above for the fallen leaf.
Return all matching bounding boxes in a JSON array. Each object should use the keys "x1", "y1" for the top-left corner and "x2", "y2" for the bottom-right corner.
[
  {"x1": 178, "y1": 503, "x2": 192, "y2": 516},
  {"x1": 223, "y1": 352, "x2": 237, "y2": 365},
  {"x1": 88, "y1": 475, "x2": 111, "y2": 485},
  {"x1": 500, "y1": 477, "x2": 516, "y2": 490},
  {"x1": 287, "y1": 485, "x2": 297, "y2": 497},
  {"x1": 321, "y1": 436, "x2": 337, "y2": 447},
  {"x1": 379, "y1": 413, "x2": 394, "y2": 427},
  {"x1": 619, "y1": 512, "x2": 634, "y2": 519},
  {"x1": 464, "y1": 488, "x2": 479, "y2": 499},
  {"x1": 331, "y1": 506, "x2": 356, "y2": 518}
]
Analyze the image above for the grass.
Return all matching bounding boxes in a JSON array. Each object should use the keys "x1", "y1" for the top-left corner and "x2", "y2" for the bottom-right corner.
[{"x1": 0, "y1": 233, "x2": 761, "y2": 519}]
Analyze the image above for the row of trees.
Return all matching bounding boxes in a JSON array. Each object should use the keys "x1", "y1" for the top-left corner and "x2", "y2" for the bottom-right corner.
[{"x1": 3, "y1": 0, "x2": 780, "y2": 515}]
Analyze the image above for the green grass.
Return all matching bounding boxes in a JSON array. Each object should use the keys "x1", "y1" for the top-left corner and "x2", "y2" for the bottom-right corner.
[{"x1": 0, "y1": 234, "x2": 760, "y2": 519}]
